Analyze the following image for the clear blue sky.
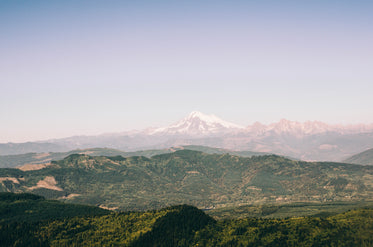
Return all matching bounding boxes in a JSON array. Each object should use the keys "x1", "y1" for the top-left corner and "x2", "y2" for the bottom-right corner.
[{"x1": 1, "y1": 0, "x2": 372, "y2": 142}]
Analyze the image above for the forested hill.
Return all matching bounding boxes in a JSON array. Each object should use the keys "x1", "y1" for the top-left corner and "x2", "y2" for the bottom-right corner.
[
  {"x1": 1, "y1": 150, "x2": 372, "y2": 210},
  {"x1": 0, "y1": 192, "x2": 109, "y2": 224},
  {"x1": 0, "y1": 193, "x2": 372, "y2": 246},
  {"x1": 0, "y1": 145, "x2": 268, "y2": 168},
  {"x1": 344, "y1": 148, "x2": 373, "y2": 166}
]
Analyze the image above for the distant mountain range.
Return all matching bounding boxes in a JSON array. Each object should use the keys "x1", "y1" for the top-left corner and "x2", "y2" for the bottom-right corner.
[{"x1": 1, "y1": 111, "x2": 373, "y2": 161}]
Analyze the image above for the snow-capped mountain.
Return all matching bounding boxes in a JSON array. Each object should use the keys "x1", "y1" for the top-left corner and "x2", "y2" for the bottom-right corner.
[
  {"x1": 151, "y1": 111, "x2": 244, "y2": 135},
  {"x1": 1, "y1": 111, "x2": 373, "y2": 162},
  {"x1": 264, "y1": 119, "x2": 335, "y2": 137},
  {"x1": 246, "y1": 119, "x2": 373, "y2": 137}
]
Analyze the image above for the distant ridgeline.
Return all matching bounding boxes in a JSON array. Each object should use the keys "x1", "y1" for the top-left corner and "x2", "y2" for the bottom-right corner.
[
  {"x1": 0, "y1": 145, "x2": 268, "y2": 168},
  {"x1": 1, "y1": 111, "x2": 373, "y2": 162},
  {"x1": 0, "y1": 150, "x2": 372, "y2": 211},
  {"x1": 0, "y1": 193, "x2": 372, "y2": 246},
  {"x1": 344, "y1": 148, "x2": 373, "y2": 166}
]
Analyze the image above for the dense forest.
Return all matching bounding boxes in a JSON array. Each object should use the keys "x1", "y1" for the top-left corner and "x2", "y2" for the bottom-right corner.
[{"x1": 1, "y1": 193, "x2": 372, "y2": 246}]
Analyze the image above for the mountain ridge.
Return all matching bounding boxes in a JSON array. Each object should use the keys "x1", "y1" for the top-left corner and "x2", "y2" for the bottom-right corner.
[
  {"x1": 344, "y1": 148, "x2": 373, "y2": 166},
  {"x1": 1, "y1": 150, "x2": 372, "y2": 211},
  {"x1": 0, "y1": 145, "x2": 271, "y2": 169},
  {"x1": 1, "y1": 111, "x2": 373, "y2": 162}
]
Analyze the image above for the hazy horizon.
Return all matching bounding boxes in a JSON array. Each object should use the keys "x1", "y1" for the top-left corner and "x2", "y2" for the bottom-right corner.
[
  {"x1": 2, "y1": 111, "x2": 373, "y2": 144},
  {"x1": 1, "y1": 1, "x2": 372, "y2": 142}
]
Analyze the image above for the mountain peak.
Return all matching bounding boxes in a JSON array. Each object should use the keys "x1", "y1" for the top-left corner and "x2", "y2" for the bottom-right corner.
[
  {"x1": 152, "y1": 111, "x2": 244, "y2": 135},
  {"x1": 188, "y1": 111, "x2": 205, "y2": 117}
]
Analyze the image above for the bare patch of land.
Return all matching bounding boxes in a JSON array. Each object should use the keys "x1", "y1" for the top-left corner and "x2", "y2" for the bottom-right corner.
[
  {"x1": 18, "y1": 163, "x2": 52, "y2": 171},
  {"x1": 28, "y1": 176, "x2": 63, "y2": 191}
]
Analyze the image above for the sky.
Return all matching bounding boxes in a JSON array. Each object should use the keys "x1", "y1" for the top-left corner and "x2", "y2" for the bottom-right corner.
[{"x1": 1, "y1": 0, "x2": 372, "y2": 142}]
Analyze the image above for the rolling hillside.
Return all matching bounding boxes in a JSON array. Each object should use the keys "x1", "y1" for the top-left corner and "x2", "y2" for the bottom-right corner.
[
  {"x1": 1, "y1": 193, "x2": 372, "y2": 246},
  {"x1": 344, "y1": 148, "x2": 373, "y2": 166},
  {"x1": 0, "y1": 192, "x2": 109, "y2": 224},
  {"x1": 0, "y1": 145, "x2": 268, "y2": 168},
  {"x1": 0, "y1": 150, "x2": 372, "y2": 210}
]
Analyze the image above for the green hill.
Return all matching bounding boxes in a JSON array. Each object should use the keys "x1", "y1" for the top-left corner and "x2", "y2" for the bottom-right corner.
[
  {"x1": 208, "y1": 201, "x2": 373, "y2": 219},
  {"x1": 0, "y1": 145, "x2": 270, "y2": 169},
  {"x1": 0, "y1": 194, "x2": 372, "y2": 247},
  {"x1": 344, "y1": 148, "x2": 373, "y2": 166},
  {"x1": 0, "y1": 148, "x2": 130, "y2": 168},
  {"x1": 0, "y1": 192, "x2": 109, "y2": 224},
  {"x1": 0, "y1": 150, "x2": 372, "y2": 211}
]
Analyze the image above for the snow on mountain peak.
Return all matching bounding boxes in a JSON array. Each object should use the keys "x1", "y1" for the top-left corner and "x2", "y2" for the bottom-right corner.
[
  {"x1": 151, "y1": 111, "x2": 244, "y2": 135},
  {"x1": 247, "y1": 119, "x2": 371, "y2": 136},
  {"x1": 150, "y1": 113, "x2": 373, "y2": 137},
  {"x1": 265, "y1": 119, "x2": 332, "y2": 135},
  {"x1": 186, "y1": 111, "x2": 243, "y2": 128}
]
